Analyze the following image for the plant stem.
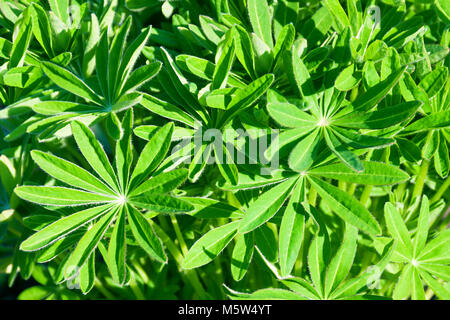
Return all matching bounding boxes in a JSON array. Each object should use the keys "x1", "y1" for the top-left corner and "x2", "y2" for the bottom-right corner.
[
  {"x1": 347, "y1": 183, "x2": 357, "y2": 196},
  {"x1": 431, "y1": 175, "x2": 450, "y2": 204},
  {"x1": 94, "y1": 279, "x2": 116, "y2": 300},
  {"x1": 360, "y1": 185, "x2": 373, "y2": 207},
  {"x1": 129, "y1": 271, "x2": 146, "y2": 300},
  {"x1": 152, "y1": 220, "x2": 208, "y2": 299},
  {"x1": 411, "y1": 159, "x2": 430, "y2": 202},
  {"x1": 170, "y1": 214, "x2": 189, "y2": 256}
]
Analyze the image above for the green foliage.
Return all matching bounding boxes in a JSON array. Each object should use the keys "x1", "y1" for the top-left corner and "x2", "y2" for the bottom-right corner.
[{"x1": 0, "y1": 0, "x2": 449, "y2": 301}]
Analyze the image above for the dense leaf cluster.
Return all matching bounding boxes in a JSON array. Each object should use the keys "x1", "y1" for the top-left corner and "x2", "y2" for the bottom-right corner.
[{"x1": 0, "y1": 0, "x2": 449, "y2": 300}]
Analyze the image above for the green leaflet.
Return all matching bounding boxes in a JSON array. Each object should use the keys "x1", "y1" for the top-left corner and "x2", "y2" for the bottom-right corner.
[
  {"x1": 65, "y1": 208, "x2": 117, "y2": 279},
  {"x1": 14, "y1": 186, "x2": 114, "y2": 206},
  {"x1": 239, "y1": 176, "x2": 298, "y2": 234},
  {"x1": 130, "y1": 193, "x2": 194, "y2": 213},
  {"x1": 30, "y1": 150, "x2": 114, "y2": 195},
  {"x1": 288, "y1": 129, "x2": 321, "y2": 172},
  {"x1": 324, "y1": 225, "x2": 358, "y2": 297},
  {"x1": 334, "y1": 101, "x2": 422, "y2": 129},
  {"x1": 323, "y1": 0, "x2": 349, "y2": 33},
  {"x1": 128, "y1": 122, "x2": 174, "y2": 189},
  {"x1": 126, "y1": 205, "x2": 167, "y2": 263},
  {"x1": 231, "y1": 233, "x2": 254, "y2": 281},
  {"x1": 403, "y1": 110, "x2": 450, "y2": 133},
  {"x1": 349, "y1": 67, "x2": 406, "y2": 112},
  {"x1": 107, "y1": 208, "x2": 127, "y2": 285},
  {"x1": 279, "y1": 179, "x2": 306, "y2": 277},
  {"x1": 267, "y1": 102, "x2": 317, "y2": 128},
  {"x1": 384, "y1": 203, "x2": 413, "y2": 258},
  {"x1": 308, "y1": 161, "x2": 410, "y2": 185},
  {"x1": 41, "y1": 62, "x2": 102, "y2": 105},
  {"x1": 247, "y1": 0, "x2": 273, "y2": 49},
  {"x1": 324, "y1": 129, "x2": 364, "y2": 173},
  {"x1": 308, "y1": 176, "x2": 381, "y2": 235},
  {"x1": 20, "y1": 204, "x2": 113, "y2": 251},
  {"x1": 71, "y1": 121, "x2": 120, "y2": 192},
  {"x1": 182, "y1": 221, "x2": 239, "y2": 269}
]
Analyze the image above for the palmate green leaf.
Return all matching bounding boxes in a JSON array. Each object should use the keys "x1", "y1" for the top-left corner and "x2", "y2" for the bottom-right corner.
[
  {"x1": 247, "y1": 0, "x2": 273, "y2": 49},
  {"x1": 107, "y1": 208, "x2": 126, "y2": 285},
  {"x1": 30, "y1": 150, "x2": 114, "y2": 195},
  {"x1": 384, "y1": 203, "x2": 413, "y2": 258},
  {"x1": 128, "y1": 122, "x2": 174, "y2": 189},
  {"x1": 334, "y1": 101, "x2": 422, "y2": 130},
  {"x1": 324, "y1": 225, "x2": 358, "y2": 297},
  {"x1": 20, "y1": 204, "x2": 113, "y2": 251},
  {"x1": 14, "y1": 186, "x2": 115, "y2": 207},
  {"x1": 71, "y1": 121, "x2": 120, "y2": 192},
  {"x1": 182, "y1": 221, "x2": 239, "y2": 269},
  {"x1": 267, "y1": 102, "x2": 317, "y2": 128},
  {"x1": 65, "y1": 208, "x2": 117, "y2": 279},
  {"x1": 41, "y1": 62, "x2": 103, "y2": 105},
  {"x1": 308, "y1": 161, "x2": 410, "y2": 185},
  {"x1": 279, "y1": 179, "x2": 306, "y2": 277},
  {"x1": 126, "y1": 205, "x2": 167, "y2": 263},
  {"x1": 231, "y1": 233, "x2": 254, "y2": 281},
  {"x1": 239, "y1": 176, "x2": 298, "y2": 234},
  {"x1": 288, "y1": 129, "x2": 321, "y2": 172},
  {"x1": 308, "y1": 176, "x2": 381, "y2": 235}
]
